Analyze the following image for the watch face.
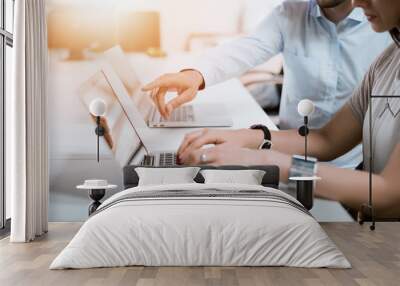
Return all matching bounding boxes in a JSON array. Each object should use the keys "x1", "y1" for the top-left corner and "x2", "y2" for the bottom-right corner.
[
  {"x1": 293, "y1": 154, "x2": 317, "y2": 163},
  {"x1": 262, "y1": 141, "x2": 272, "y2": 149}
]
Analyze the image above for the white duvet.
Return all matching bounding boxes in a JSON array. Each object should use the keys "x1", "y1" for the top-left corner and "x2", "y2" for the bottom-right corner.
[{"x1": 50, "y1": 183, "x2": 351, "y2": 269}]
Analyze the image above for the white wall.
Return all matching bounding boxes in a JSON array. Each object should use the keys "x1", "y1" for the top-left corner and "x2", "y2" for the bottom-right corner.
[
  {"x1": 46, "y1": 0, "x2": 283, "y2": 52},
  {"x1": 241, "y1": 0, "x2": 284, "y2": 33}
]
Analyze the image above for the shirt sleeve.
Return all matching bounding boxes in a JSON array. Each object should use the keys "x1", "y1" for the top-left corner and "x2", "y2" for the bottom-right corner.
[
  {"x1": 347, "y1": 61, "x2": 375, "y2": 125},
  {"x1": 190, "y1": 5, "x2": 284, "y2": 87}
]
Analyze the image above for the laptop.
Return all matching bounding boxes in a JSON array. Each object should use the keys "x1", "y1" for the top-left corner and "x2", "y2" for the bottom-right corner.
[
  {"x1": 101, "y1": 46, "x2": 233, "y2": 128},
  {"x1": 89, "y1": 63, "x2": 178, "y2": 167}
]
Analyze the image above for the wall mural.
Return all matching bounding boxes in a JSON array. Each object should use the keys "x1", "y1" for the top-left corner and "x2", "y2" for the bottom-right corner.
[{"x1": 46, "y1": 0, "x2": 280, "y2": 221}]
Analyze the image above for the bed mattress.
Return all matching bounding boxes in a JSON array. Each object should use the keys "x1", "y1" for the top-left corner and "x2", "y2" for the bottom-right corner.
[{"x1": 50, "y1": 183, "x2": 350, "y2": 269}]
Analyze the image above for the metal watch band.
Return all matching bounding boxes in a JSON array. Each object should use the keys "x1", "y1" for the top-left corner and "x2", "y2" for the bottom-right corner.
[
  {"x1": 288, "y1": 155, "x2": 318, "y2": 190},
  {"x1": 289, "y1": 155, "x2": 317, "y2": 177}
]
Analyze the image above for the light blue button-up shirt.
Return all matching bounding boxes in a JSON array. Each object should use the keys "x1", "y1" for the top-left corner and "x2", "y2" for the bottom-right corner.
[{"x1": 194, "y1": 0, "x2": 391, "y2": 130}]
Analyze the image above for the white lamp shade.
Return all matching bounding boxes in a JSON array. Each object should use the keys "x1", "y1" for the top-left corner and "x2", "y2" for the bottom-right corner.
[
  {"x1": 297, "y1": 99, "x2": 315, "y2": 117},
  {"x1": 89, "y1": 99, "x2": 107, "y2": 117}
]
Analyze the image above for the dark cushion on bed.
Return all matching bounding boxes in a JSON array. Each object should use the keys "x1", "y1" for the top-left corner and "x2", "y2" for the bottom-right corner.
[{"x1": 123, "y1": 165, "x2": 280, "y2": 189}]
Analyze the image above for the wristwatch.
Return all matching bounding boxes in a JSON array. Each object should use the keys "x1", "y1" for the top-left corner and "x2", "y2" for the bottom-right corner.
[
  {"x1": 250, "y1": 124, "x2": 272, "y2": 149},
  {"x1": 289, "y1": 155, "x2": 318, "y2": 178},
  {"x1": 288, "y1": 155, "x2": 318, "y2": 191}
]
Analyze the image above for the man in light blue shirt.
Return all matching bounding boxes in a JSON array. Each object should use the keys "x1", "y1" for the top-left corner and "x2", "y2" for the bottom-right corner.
[{"x1": 143, "y1": 0, "x2": 391, "y2": 167}]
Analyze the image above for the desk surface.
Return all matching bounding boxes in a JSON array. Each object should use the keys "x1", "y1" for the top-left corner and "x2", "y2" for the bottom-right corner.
[{"x1": 1, "y1": 222, "x2": 399, "y2": 286}]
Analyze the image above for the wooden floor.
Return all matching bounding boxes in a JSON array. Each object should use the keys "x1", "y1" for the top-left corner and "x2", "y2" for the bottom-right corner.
[{"x1": 1, "y1": 223, "x2": 400, "y2": 286}]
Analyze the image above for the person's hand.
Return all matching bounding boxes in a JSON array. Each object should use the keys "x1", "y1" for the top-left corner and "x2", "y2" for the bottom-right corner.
[
  {"x1": 142, "y1": 70, "x2": 205, "y2": 118},
  {"x1": 180, "y1": 144, "x2": 267, "y2": 166},
  {"x1": 178, "y1": 128, "x2": 264, "y2": 163}
]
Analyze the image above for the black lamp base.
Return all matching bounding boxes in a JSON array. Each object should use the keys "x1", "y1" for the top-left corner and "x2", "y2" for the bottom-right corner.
[
  {"x1": 357, "y1": 204, "x2": 375, "y2": 231},
  {"x1": 296, "y1": 180, "x2": 314, "y2": 211},
  {"x1": 88, "y1": 189, "x2": 106, "y2": 216}
]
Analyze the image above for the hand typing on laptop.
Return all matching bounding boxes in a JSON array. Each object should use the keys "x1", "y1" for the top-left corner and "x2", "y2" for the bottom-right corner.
[
  {"x1": 142, "y1": 70, "x2": 205, "y2": 118},
  {"x1": 178, "y1": 128, "x2": 264, "y2": 164},
  {"x1": 179, "y1": 144, "x2": 267, "y2": 166}
]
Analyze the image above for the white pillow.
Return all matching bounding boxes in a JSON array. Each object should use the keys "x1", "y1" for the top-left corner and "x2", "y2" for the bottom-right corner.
[
  {"x1": 200, "y1": 169, "x2": 266, "y2": 185},
  {"x1": 135, "y1": 167, "x2": 201, "y2": 186}
]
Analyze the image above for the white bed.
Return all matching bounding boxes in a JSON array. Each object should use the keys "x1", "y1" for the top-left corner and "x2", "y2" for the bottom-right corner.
[{"x1": 50, "y1": 183, "x2": 350, "y2": 269}]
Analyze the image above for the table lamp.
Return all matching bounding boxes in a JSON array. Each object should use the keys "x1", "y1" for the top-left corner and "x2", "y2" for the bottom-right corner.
[
  {"x1": 297, "y1": 99, "x2": 315, "y2": 161},
  {"x1": 89, "y1": 99, "x2": 107, "y2": 162},
  {"x1": 358, "y1": 94, "x2": 377, "y2": 230},
  {"x1": 289, "y1": 99, "x2": 320, "y2": 210}
]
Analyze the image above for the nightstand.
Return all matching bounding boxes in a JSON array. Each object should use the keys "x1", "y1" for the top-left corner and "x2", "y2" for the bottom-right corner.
[{"x1": 77, "y1": 180, "x2": 117, "y2": 215}]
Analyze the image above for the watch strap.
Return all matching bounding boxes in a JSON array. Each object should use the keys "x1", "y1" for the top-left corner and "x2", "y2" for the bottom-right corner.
[{"x1": 250, "y1": 124, "x2": 272, "y2": 149}]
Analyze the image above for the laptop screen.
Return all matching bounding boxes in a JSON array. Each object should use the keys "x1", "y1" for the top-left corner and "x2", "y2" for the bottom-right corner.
[
  {"x1": 102, "y1": 46, "x2": 155, "y2": 122},
  {"x1": 78, "y1": 70, "x2": 142, "y2": 167}
]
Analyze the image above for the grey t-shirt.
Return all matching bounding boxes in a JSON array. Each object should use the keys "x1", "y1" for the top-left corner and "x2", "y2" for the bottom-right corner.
[{"x1": 348, "y1": 43, "x2": 400, "y2": 173}]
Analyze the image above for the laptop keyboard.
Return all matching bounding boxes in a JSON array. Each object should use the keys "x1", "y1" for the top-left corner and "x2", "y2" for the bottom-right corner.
[
  {"x1": 160, "y1": 105, "x2": 195, "y2": 122},
  {"x1": 142, "y1": 153, "x2": 177, "y2": 167},
  {"x1": 142, "y1": 155, "x2": 155, "y2": 166},
  {"x1": 159, "y1": 152, "x2": 177, "y2": 166}
]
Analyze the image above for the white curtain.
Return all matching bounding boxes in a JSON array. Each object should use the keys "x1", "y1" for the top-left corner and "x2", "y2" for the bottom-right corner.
[{"x1": 7, "y1": 0, "x2": 49, "y2": 242}]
